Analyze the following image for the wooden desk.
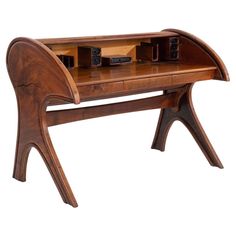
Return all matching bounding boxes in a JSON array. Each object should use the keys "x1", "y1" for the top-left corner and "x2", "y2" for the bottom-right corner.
[{"x1": 6, "y1": 29, "x2": 229, "y2": 207}]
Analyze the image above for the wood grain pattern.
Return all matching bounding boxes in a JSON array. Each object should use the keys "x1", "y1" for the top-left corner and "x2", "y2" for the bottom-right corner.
[
  {"x1": 39, "y1": 31, "x2": 178, "y2": 45},
  {"x1": 6, "y1": 30, "x2": 228, "y2": 207},
  {"x1": 71, "y1": 63, "x2": 217, "y2": 86},
  {"x1": 46, "y1": 92, "x2": 180, "y2": 126},
  {"x1": 70, "y1": 63, "x2": 217, "y2": 101},
  {"x1": 7, "y1": 37, "x2": 79, "y2": 207},
  {"x1": 163, "y1": 29, "x2": 229, "y2": 81},
  {"x1": 152, "y1": 84, "x2": 223, "y2": 168},
  {"x1": 77, "y1": 69, "x2": 216, "y2": 101}
]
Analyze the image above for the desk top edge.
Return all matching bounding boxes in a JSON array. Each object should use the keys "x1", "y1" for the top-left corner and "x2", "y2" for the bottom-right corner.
[
  {"x1": 73, "y1": 64, "x2": 217, "y2": 86},
  {"x1": 37, "y1": 31, "x2": 178, "y2": 45}
]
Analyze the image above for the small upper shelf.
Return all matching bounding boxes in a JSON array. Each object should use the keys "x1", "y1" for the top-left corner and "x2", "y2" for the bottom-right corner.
[{"x1": 38, "y1": 31, "x2": 178, "y2": 45}]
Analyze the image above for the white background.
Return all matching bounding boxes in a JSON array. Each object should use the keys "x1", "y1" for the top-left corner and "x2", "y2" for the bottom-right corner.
[{"x1": 0, "y1": 0, "x2": 235, "y2": 235}]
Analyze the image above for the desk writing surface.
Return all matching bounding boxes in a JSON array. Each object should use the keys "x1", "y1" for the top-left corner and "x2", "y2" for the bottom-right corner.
[{"x1": 69, "y1": 62, "x2": 217, "y2": 86}]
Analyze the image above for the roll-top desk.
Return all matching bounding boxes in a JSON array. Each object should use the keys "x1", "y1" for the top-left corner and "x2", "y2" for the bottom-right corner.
[{"x1": 6, "y1": 29, "x2": 229, "y2": 207}]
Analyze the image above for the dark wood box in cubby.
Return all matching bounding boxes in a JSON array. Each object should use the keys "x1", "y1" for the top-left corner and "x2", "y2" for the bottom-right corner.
[{"x1": 151, "y1": 36, "x2": 180, "y2": 61}]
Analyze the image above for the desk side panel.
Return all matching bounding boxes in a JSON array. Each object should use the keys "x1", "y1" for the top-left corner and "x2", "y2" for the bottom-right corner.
[
  {"x1": 6, "y1": 37, "x2": 80, "y2": 105},
  {"x1": 163, "y1": 29, "x2": 229, "y2": 81}
]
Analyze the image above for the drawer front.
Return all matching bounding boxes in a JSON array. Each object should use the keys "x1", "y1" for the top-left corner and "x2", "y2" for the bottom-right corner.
[{"x1": 78, "y1": 70, "x2": 216, "y2": 101}]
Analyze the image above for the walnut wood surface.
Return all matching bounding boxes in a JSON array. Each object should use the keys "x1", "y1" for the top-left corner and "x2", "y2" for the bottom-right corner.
[
  {"x1": 7, "y1": 37, "x2": 79, "y2": 207},
  {"x1": 6, "y1": 30, "x2": 228, "y2": 207},
  {"x1": 46, "y1": 92, "x2": 180, "y2": 126},
  {"x1": 38, "y1": 31, "x2": 178, "y2": 45},
  {"x1": 70, "y1": 63, "x2": 217, "y2": 101},
  {"x1": 152, "y1": 84, "x2": 223, "y2": 168},
  {"x1": 7, "y1": 37, "x2": 80, "y2": 104},
  {"x1": 163, "y1": 29, "x2": 229, "y2": 81},
  {"x1": 72, "y1": 63, "x2": 216, "y2": 86}
]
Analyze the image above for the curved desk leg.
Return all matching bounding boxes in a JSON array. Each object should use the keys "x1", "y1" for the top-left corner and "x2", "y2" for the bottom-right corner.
[
  {"x1": 152, "y1": 84, "x2": 223, "y2": 168},
  {"x1": 13, "y1": 94, "x2": 78, "y2": 207}
]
